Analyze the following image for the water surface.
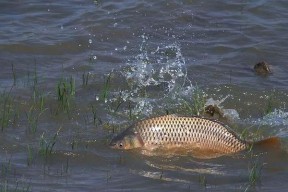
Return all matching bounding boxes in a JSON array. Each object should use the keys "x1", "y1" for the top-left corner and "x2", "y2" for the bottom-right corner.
[{"x1": 1, "y1": 0, "x2": 288, "y2": 191}]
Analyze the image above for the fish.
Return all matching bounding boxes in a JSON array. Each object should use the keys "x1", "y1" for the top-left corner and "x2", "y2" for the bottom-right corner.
[{"x1": 109, "y1": 114, "x2": 280, "y2": 158}]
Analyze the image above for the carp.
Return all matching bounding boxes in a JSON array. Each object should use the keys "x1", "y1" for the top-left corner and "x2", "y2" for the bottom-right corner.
[{"x1": 110, "y1": 115, "x2": 279, "y2": 158}]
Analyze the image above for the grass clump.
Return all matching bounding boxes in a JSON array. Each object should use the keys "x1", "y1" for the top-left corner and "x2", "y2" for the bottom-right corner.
[
  {"x1": 176, "y1": 85, "x2": 206, "y2": 116},
  {"x1": 248, "y1": 159, "x2": 263, "y2": 186},
  {"x1": 82, "y1": 72, "x2": 90, "y2": 86},
  {"x1": 26, "y1": 145, "x2": 34, "y2": 166},
  {"x1": 264, "y1": 94, "x2": 275, "y2": 115},
  {"x1": 198, "y1": 174, "x2": 207, "y2": 188},
  {"x1": 39, "y1": 128, "x2": 61, "y2": 159},
  {"x1": 57, "y1": 76, "x2": 75, "y2": 111},
  {"x1": 100, "y1": 73, "x2": 111, "y2": 102},
  {"x1": 0, "y1": 91, "x2": 15, "y2": 132}
]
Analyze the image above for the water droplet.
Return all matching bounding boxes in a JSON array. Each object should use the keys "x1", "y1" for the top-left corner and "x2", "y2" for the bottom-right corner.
[
  {"x1": 123, "y1": 46, "x2": 127, "y2": 50},
  {"x1": 113, "y1": 23, "x2": 118, "y2": 27},
  {"x1": 89, "y1": 39, "x2": 92, "y2": 44},
  {"x1": 93, "y1": 56, "x2": 97, "y2": 60},
  {"x1": 95, "y1": 96, "x2": 99, "y2": 101}
]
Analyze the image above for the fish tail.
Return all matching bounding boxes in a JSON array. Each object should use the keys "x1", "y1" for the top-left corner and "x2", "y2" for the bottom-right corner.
[{"x1": 253, "y1": 136, "x2": 281, "y2": 150}]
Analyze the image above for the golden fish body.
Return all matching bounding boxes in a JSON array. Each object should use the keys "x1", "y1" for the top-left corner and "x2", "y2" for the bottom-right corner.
[{"x1": 110, "y1": 115, "x2": 247, "y2": 154}]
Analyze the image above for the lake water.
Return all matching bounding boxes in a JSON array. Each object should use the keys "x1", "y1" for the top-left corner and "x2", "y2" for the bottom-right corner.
[{"x1": 1, "y1": 0, "x2": 288, "y2": 191}]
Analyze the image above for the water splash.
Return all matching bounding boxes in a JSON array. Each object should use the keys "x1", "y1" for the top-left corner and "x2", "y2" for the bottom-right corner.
[
  {"x1": 105, "y1": 35, "x2": 193, "y2": 118},
  {"x1": 252, "y1": 109, "x2": 288, "y2": 126}
]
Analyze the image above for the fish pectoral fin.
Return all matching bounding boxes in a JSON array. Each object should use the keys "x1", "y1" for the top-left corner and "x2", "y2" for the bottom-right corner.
[{"x1": 254, "y1": 136, "x2": 281, "y2": 150}]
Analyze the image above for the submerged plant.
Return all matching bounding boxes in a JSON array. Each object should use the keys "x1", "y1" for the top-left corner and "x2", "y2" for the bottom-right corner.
[
  {"x1": 176, "y1": 85, "x2": 206, "y2": 116},
  {"x1": 101, "y1": 73, "x2": 111, "y2": 102},
  {"x1": 248, "y1": 158, "x2": 263, "y2": 186},
  {"x1": 56, "y1": 76, "x2": 75, "y2": 111},
  {"x1": 39, "y1": 127, "x2": 61, "y2": 159},
  {"x1": 264, "y1": 94, "x2": 275, "y2": 115},
  {"x1": 191, "y1": 85, "x2": 206, "y2": 115},
  {"x1": 11, "y1": 63, "x2": 16, "y2": 86},
  {"x1": 0, "y1": 91, "x2": 15, "y2": 131},
  {"x1": 91, "y1": 104, "x2": 102, "y2": 126},
  {"x1": 198, "y1": 174, "x2": 207, "y2": 188},
  {"x1": 27, "y1": 145, "x2": 34, "y2": 166},
  {"x1": 82, "y1": 72, "x2": 90, "y2": 86}
]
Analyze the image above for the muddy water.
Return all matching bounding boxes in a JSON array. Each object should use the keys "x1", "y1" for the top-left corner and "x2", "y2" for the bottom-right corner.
[{"x1": 1, "y1": 0, "x2": 288, "y2": 191}]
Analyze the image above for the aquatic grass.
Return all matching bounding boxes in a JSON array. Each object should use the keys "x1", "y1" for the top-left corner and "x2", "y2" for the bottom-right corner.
[
  {"x1": 26, "y1": 145, "x2": 33, "y2": 166},
  {"x1": 0, "y1": 179, "x2": 31, "y2": 192},
  {"x1": 26, "y1": 103, "x2": 47, "y2": 133},
  {"x1": 28, "y1": 59, "x2": 40, "y2": 103},
  {"x1": 26, "y1": 106, "x2": 39, "y2": 133},
  {"x1": 264, "y1": 94, "x2": 275, "y2": 115},
  {"x1": 56, "y1": 76, "x2": 76, "y2": 111},
  {"x1": 198, "y1": 175, "x2": 207, "y2": 188},
  {"x1": 0, "y1": 180, "x2": 8, "y2": 192},
  {"x1": 38, "y1": 93, "x2": 46, "y2": 112},
  {"x1": 176, "y1": 85, "x2": 206, "y2": 116},
  {"x1": 101, "y1": 73, "x2": 111, "y2": 102},
  {"x1": 1, "y1": 156, "x2": 12, "y2": 177},
  {"x1": 0, "y1": 91, "x2": 15, "y2": 131},
  {"x1": 243, "y1": 147, "x2": 264, "y2": 191},
  {"x1": 82, "y1": 72, "x2": 90, "y2": 86},
  {"x1": 11, "y1": 63, "x2": 16, "y2": 86},
  {"x1": 91, "y1": 104, "x2": 102, "y2": 126},
  {"x1": 113, "y1": 96, "x2": 124, "y2": 113},
  {"x1": 71, "y1": 137, "x2": 79, "y2": 150},
  {"x1": 39, "y1": 127, "x2": 61, "y2": 159},
  {"x1": 191, "y1": 85, "x2": 206, "y2": 116},
  {"x1": 248, "y1": 159, "x2": 263, "y2": 186}
]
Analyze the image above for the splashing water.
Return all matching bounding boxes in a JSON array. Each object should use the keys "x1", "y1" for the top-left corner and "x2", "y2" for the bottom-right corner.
[
  {"x1": 104, "y1": 35, "x2": 194, "y2": 118},
  {"x1": 252, "y1": 109, "x2": 288, "y2": 127}
]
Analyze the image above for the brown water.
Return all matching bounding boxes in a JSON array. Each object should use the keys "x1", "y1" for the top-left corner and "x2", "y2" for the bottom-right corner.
[{"x1": 1, "y1": 0, "x2": 288, "y2": 191}]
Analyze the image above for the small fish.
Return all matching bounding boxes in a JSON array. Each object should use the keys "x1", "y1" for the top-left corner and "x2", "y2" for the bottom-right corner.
[{"x1": 110, "y1": 115, "x2": 279, "y2": 158}]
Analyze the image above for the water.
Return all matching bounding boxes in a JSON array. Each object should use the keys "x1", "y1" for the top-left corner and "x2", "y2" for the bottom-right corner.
[{"x1": 1, "y1": 0, "x2": 288, "y2": 191}]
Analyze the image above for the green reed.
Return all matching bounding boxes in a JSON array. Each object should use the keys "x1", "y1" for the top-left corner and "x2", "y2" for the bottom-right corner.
[
  {"x1": 0, "y1": 91, "x2": 14, "y2": 131},
  {"x1": 0, "y1": 179, "x2": 31, "y2": 192},
  {"x1": 248, "y1": 157, "x2": 263, "y2": 186},
  {"x1": 39, "y1": 128, "x2": 61, "y2": 159},
  {"x1": 1, "y1": 156, "x2": 12, "y2": 178},
  {"x1": 264, "y1": 94, "x2": 275, "y2": 115},
  {"x1": 243, "y1": 148, "x2": 263, "y2": 191},
  {"x1": 191, "y1": 85, "x2": 206, "y2": 115},
  {"x1": 82, "y1": 72, "x2": 90, "y2": 86},
  {"x1": 11, "y1": 63, "x2": 16, "y2": 86},
  {"x1": 101, "y1": 73, "x2": 111, "y2": 101},
  {"x1": 26, "y1": 106, "x2": 38, "y2": 133},
  {"x1": 91, "y1": 104, "x2": 102, "y2": 126},
  {"x1": 57, "y1": 76, "x2": 75, "y2": 111},
  {"x1": 198, "y1": 174, "x2": 207, "y2": 188},
  {"x1": 38, "y1": 93, "x2": 46, "y2": 112},
  {"x1": 26, "y1": 145, "x2": 33, "y2": 166},
  {"x1": 176, "y1": 85, "x2": 206, "y2": 116}
]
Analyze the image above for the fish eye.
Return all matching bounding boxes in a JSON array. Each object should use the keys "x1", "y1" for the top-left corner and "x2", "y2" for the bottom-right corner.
[{"x1": 118, "y1": 142, "x2": 123, "y2": 148}]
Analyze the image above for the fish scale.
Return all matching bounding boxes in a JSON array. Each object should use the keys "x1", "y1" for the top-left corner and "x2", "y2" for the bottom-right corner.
[
  {"x1": 110, "y1": 116, "x2": 281, "y2": 159},
  {"x1": 110, "y1": 115, "x2": 248, "y2": 154}
]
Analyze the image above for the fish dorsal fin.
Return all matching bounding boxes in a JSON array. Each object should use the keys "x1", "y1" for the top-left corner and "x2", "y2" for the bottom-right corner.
[{"x1": 254, "y1": 137, "x2": 281, "y2": 150}]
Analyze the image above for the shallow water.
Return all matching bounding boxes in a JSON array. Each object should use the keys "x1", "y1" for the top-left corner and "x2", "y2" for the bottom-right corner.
[{"x1": 1, "y1": 0, "x2": 288, "y2": 191}]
